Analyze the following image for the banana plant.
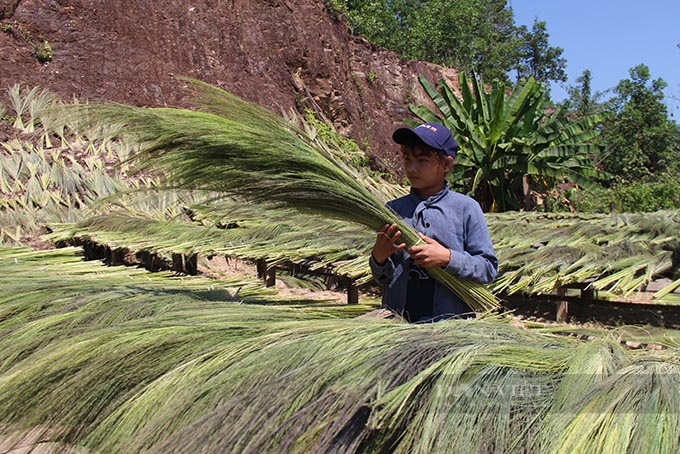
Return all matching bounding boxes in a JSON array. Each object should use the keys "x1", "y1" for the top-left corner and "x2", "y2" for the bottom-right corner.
[{"x1": 410, "y1": 73, "x2": 610, "y2": 212}]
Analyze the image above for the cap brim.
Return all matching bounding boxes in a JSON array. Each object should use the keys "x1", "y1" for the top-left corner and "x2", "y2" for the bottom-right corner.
[
  {"x1": 392, "y1": 127, "x2": 421, "y2": 145},
  {"x1": 393, "y1": 127, "x2": 441, "y2": 151}
]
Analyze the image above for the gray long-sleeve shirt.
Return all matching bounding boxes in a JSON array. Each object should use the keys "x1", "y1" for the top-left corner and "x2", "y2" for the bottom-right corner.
[{"x1": 369, "y1": 185, "x2": 497, "y2": 319}]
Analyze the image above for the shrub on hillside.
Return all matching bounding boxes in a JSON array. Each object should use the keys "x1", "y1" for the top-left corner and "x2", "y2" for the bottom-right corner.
[{"x1": 568, "y1": 179, "x2": 680, "y2": 213}]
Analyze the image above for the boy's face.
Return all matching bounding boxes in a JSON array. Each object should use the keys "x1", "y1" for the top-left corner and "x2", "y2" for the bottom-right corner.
[{"x1": 401, "y1": 143, "x2": 454, "y2": 197}]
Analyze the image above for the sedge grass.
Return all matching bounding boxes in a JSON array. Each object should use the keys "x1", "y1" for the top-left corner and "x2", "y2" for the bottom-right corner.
[
  {"x1": 2, "y1": 246, "x2": 680, "y2": 453},
  {"x1": 55, "y1": 79, "x2": 498, "y2": 312}
]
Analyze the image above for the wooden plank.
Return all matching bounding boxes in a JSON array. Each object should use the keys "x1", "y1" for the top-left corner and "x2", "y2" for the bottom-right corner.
[
  {"x1": 109, "y1": 248, "x2": 127, "y2": 266},
  {"x1": 256, "y1": 259, "x2": 267, "y2": 279}
]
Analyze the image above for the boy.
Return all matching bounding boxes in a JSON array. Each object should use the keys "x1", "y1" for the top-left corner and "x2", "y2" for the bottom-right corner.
[{"x1": 369, "y1": 122, "x2": 497, "y2": 322}]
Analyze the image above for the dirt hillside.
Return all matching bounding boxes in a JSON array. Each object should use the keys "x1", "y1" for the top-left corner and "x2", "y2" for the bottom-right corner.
[{"x1": 0, "y1": 0, "x2": 459, "y2": 171}]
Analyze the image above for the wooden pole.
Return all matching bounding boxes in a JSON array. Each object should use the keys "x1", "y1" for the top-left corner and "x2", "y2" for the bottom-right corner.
[{"x1": 556, "y1": 286, "x2": 568, "y2": 322}]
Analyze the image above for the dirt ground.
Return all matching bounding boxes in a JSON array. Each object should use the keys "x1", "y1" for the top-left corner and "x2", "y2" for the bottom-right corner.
[
  {"x1": 200, "y1": 255, "x2": 352, "y2": 305},
  {"x1": 503, "y1": 297, "x2": 680, "y2": 331}
]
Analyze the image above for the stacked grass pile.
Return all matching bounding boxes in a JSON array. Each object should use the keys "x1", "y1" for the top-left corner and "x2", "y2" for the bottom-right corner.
[
  {"x1": 489, "y1": 211, "x2": 680, "y2": 302},
  {"x1": 50, "y1": 204, "x2": 680, "y2": 301},
  {"x1": 3, "y1": 82, "x2": 677, "y2": 305},
  {"x1": 48, "y1": 199, "x2": 378, "y2": 283},
  {"x1": 2, "y1": 246, "x2": 680, "y2": 453},
  {"x1": 0, "y1": 83, "x2": 397, "y2": 285},
  {"x1": 0, "y1": 84, "x2": 143, "y2": 244}
]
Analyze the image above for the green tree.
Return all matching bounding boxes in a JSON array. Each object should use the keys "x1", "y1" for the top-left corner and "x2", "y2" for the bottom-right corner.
[
  {"x1": 405, "y1": 0, "x2": 519, "y2": 82},
  {"x1": 335, "y1": 1, "x2": 568, "y2": 87},
  {"x1": 339, "y1": 0, "x2": 411, "y2": 50},
  {"x1": 562, "y1": 69, "x2": 604, "y2": 117},
  {"x1": 409, "y1": 73, "x2": 608, "y2": 212},
  {"x1": 600, "y1": 64, "x2": 680, "y2": 183},
  {"x1": 335, "y1": 1, "x2": 565, "y2": 86},
  {"x1": 514, "y1": 20, "x2": 567, "y2": 85}
]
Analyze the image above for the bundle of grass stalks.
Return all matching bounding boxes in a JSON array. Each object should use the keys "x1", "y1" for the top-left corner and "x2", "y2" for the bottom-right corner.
[
  {"x1": 0, "y1": 124, "x2": 138, "y2": 244},
  {"x1": 49, "y1": 197, "x2": 680, "y2": 301},
  {"x1": 2, "y1": 247, "x2": 680, "y2": 453},
  {"x1": 488, "y1": 211, "x2": 680, "y2": 300},
  {"x1": 48, "y1": 197, "x2": 377, "y2": 281},
  {"x1": 55, "y1": 78, "x2": 498, "y2": 312}
]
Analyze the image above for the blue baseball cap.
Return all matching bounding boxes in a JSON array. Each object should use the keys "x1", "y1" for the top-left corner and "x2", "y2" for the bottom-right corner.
[{"x1": 392, "y1": 122, "x2": 458, "y2": 157}]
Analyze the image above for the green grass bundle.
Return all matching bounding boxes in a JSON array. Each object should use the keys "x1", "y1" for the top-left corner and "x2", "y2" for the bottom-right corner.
[
  {"x1": 2, "y1": 247, "x2": 680, "y2": 453},
  {"x1": 488, "y1": 211, "x2": 680, "y2": 300},
  {"x1": 56, "y1": 78, "x2": 498, "y2": 312},
  {"x1": 49, "y1": 197, "x2": 377, "y2": 282}
]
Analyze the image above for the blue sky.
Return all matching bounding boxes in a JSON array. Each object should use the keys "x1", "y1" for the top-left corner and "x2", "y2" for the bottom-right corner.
[{"x1": 509, "y1": 1, "x2": 680, "y2": 116}]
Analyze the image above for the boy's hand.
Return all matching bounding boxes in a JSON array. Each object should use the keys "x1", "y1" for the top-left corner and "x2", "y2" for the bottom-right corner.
[
  {"x1": 371, "y1": 224, "x2": 406, "y2": 265},
  {"x1": 409, "y1": 233, "x2": 451, "y2": 269}
]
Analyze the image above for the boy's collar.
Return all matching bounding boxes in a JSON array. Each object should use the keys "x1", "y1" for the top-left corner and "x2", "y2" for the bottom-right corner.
[{"x1": 409, "y1": 182, "x2": 450, "y2": 202}]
